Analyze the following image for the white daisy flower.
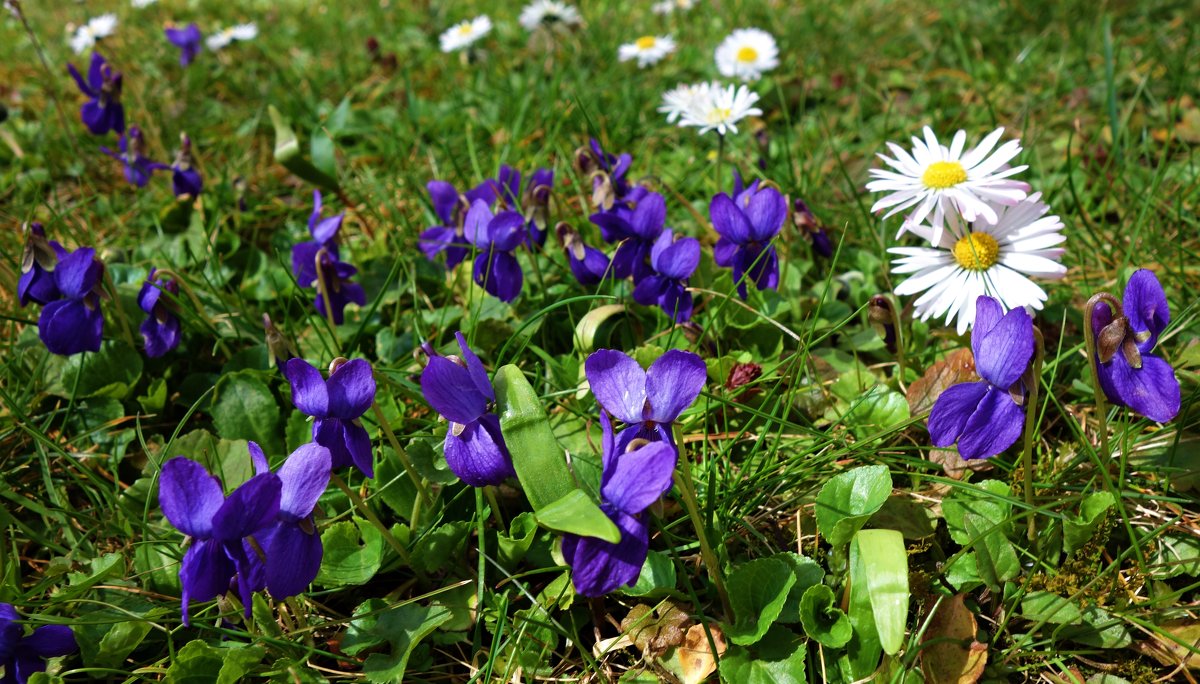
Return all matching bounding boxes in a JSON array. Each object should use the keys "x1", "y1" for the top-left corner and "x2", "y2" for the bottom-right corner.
[
  {"x1": 69, "y1": 14, "x2": 117, "y2": 55},
  {"x1": 206, "y1": 23, "x2": 258, "y2": 50},
  {"x1": 714, "y1": 28, "x2": 779, "y2": 82},
  {"x1": 866, "y1": 126, "x2": 1030, "y2": 245},
  {"x1": 519, "y1": 0, "x2": 581, "y2": 31},
  {"x1": 678, "y1": 83, "x2": 762, "y2": 136},
  {"x1": 618, "y1": 34, "x2": 675, "y2": 68},
  {"x1": 659, "y1": 81, "x2": 715, "y2": 124},
  {"x1": 652, "y1": 0, "x2": 697, "y2": 14},
  {"x1": 889, "y1": 193, "x2": 1066, "y2": 335},
  {"x1": 131, "y1": 0, "x2": 158, "y2": 7},
  {"x1": 440, "y1": 15, "x2": 492, "y2": 53}
]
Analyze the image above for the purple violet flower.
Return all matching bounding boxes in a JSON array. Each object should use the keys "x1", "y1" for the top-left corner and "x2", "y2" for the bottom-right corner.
[
  {"x1": 562, "y1": 411, "x2": 676, "y2": 596},
  {"x1": 169, "y1": 133, "x2": 203, "y2": 198},
  {"x1": 928, "y1": 296, "x2": 1033, "y2": 460},
  {"x1": 291, "y1": 192, "x2": 364, "y2": 324},
  {"x1": 584, "y1": 348, "x2": 706, "y2": 454},
  {"x1": 101, "y1": 126, "x2": 166, "y2": 188},
  {"x1": 284, "y1": 358, "x2": 377, "y2": 478},
  {"x1": 165, "y1": 23, "x2": 202, "y2": 67},
  {"x1": 66, "y1": 52, "x2": 124, "y2": 135},
  {"x1": 37, "y1": 246, "x2": 105, "y2": 356},
  {"x1": 420, "y1": 332, "x2": 516, "y2": 486},
  {"x1": 496, "y1": 164, "x2": 555, "y2": 247},
  {"x1": 137, "y1": 268, "x2": 181, "y2": 358},
  {"x1": 248, "y1": 441, "x2": 332, "y2": 599},
  {"x1": 419, "y1": 179, "x2": 498, "y2": 269},
  {"x1": 158, "y1": 457, "x2": 281, "y2": 625},
  {"x1": 556, "y1": 222, "x2": 610, "y2": 286},
  {"x1": 710, "y1": 182, "x2": 787, "y2": 299},
  {"x1": 464, "y1": 199, "x2": 527, "y2": 302},
  {"x1": 793, "y1": 199, "x2": 834, "y2": 259},
  {"x1": 0, "y1": 603, "x2": 77, "y2": 684},
  {"x1": 1091, "y1": 269, "x2": 1180, "y2": 423},
  {"x1": 579, "y1": 138, "x2": 633, "y2": 211},
  {"x1": 18, "y1": 223, "x2": 67, "y2": 307},
  {"x1": 632, "y1": 229, "x2": 699, "y2": 322},
  {"x1": 589, "y1": 189, "x2": 667, "y2": 284}
]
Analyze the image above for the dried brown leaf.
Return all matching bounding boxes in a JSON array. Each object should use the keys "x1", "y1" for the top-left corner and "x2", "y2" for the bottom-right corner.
[
  {"x1": 921, "y1": 594, "x2": 988, "y2": 684},
  {"x1": 677, "y1": 623, "x2": 726, "y2": 684},
  {"x1": 906, "y1": 348, "x2": 977, "y2": 415}
]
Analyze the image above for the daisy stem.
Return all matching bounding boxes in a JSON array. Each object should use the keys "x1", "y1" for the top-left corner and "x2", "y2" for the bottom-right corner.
[
  {"x1": 1022, "y1": 328, "x2": 1044, "y2": 545},
  {"x1": 715, "y1": 134, "x2": 725, "y2": 194},
  {"x1": 674, "y1": 428, "x2": 731, "y2": 618},
  {"x1": 331, "y1": 472, "x2": 413, "y2": 565},
  {"x1": 313, "y1": 248, "x2": 340, "y2": 352},
  {"x1": 1083, "y1": 293, "x2": 1121, "y2": 461},
  {"x1": 371, "y1": 403, "x2": 433, "y2": 509}
]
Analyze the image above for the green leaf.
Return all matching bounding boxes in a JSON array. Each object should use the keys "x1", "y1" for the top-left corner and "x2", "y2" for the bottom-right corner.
[
  {"x1": 1064, "y1": 491, "x2": 1115, "y2": 553},
  {"x1": 94, "y1": 616, "x2": 154, "y2": 668},
  {"x1": 268, "y1": 105, "x2": 339, "y2": 191},
  {"x1": 869, "y1": 495, "x2": 937, "y2": 540},
  {"x1": 842, "y1": 532, "x2": 882, "y2": 681},
  {"x1": 814, "y1": 465, "x2": 892, "y2": 547},
  {"x1": 310, "y1": 129, "x2": 337, "y2": 178},
  {"x1": 943, "y1": 480, "x2": 1012, "y2": 545},
  {"x1": 138, "y1": 376, "x2": 167, "y2": 413},
  {"x1": 774, "y1": 552, "x2": 825, "y2": 624},
  {"x1": 497, "y1": 512, "x2": 538, "y2": 568},
  {"x1": 412, "y1": 521, "x2": 471, "y2": 575},
  {"x1": 169, "y1": 430, "x2": 256, "y2": 490},
  {"x1": 852, "y1": 529, "x2": 908, "y2": 655},
  {"x1": 210, "y1": 371, "x2": 282, "y2": 456},
  {"x1": 963, "y1": 514, "x2": 1019, "y2": 591},
  {"x1": 317, "y1": 519, "x2": 383, "y2": 587},
  {"x1": 1150, "y1": 534, "x2": 1200, "y2": 578},
  {"x1": 534, "y1": 490, "x2": 621, "y2": 544},
  {"x1": 1020, "y1": 591, "x2": 1083, "y2": 624},
  {"x1": 361, "y1": 604, "x2": 454, "y2": 683},
  {"x1": 574, "y1": 304, "x2": 626, "y2": 353},
  {"x1": 165, "y1": 640, "x2": 264, "y2": 684},
  {"x1": 493, "y1": 364, "x2": 577, "y2": 509},
  {"x1": 719, "y1": 625, "x2": 807, "y2": 684},
  {"x1": 55, "y1": 339, "x2": 143, "y2": 399},
  {"x1": 623, "y1": 550, "x2": 677, "y2": 597},
  {"x1": 726, "y1": 557, "x2": 798, "y2": 646},
  {"x1": 799, "y1": 584, "x2": 852, "y2": 648}
]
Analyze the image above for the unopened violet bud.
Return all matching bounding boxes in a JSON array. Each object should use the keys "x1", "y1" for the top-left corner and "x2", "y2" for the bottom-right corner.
[
  {"x1": 263, "y1": 313, "x2": 298, "y2": 368},
  {"x1": 869, "y1": 294, "x2": 897, "y2": 353}
]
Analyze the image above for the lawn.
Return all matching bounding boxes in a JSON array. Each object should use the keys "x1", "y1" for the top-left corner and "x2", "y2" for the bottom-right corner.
[{"x1": 2, "y1": 0, "x2": 1199, "y2": 682}]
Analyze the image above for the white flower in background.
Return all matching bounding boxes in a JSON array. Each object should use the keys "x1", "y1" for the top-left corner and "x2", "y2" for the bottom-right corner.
[
  {"x1": 519, "y1": 0, "x2": 582, "y2": 31},
  {"x1": 866, "y1": 127, "x2": 1029, "y2": 245},
  {"x1": 714, "y1": 28, "x2": 779, "y2": 82},
  {"x1": 206, "y1": 23, "x2": 258, "y2": 50},
  {"x1": 440, "y1": 15, "x2": 492, "y2": 53},
  {"x1": 618, "y1": 34, "x2": 675, "y2": 68},
  {"x1": 659, "y1": 82, "x2": 716, "y2": 124},
  {"x1": 69, "y1": 14, "x2": 117, "y2": 54},
  {"x1": 889, "y1": 193, "x2": 1066, "y2": 334},
  {"x1": 678, "y1": 83, "x2": 762, "y2": 136},
  {"x1": 652, "y1": 0, "x2": 697, "y2": 14},
  {"x1": 131, "y1": 0, "x2": 158, "y2": 8}
]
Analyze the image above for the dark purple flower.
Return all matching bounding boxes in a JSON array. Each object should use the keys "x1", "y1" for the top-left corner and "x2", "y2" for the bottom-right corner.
[
  {"x1": 291, "y1": 190, "x2": 343, "y2": 286},
  {"x1": 578, "y1": 138, "x2": 633, "y2": 211},
  {"x1": 101, "y1": 126, "x2": 167, "y2": 188},
  {"x1": 1091, "y1": 269, "x2": 1180, "y2": 423},
  {"x1": 248, "y1": 441, "x2": 331, "y2": 599},
  {"x1": 18, "y1": 223, "x2": 67, "y2": 307},
  {"x1": 419, "y1": 332, "x2": 516, "y2": 486},
  {"x1": 562, "y1": 411, "x2": 676, "y2": 596},
  {"x1": 495, "y1": 164, "x2": 555, "y2": 247},
  {"x1": 138, "y1": 268, "x2": 181, "y2": 358},
  {"x1": 158, "y1": 457, "x2": 282, "y2": 625},
  {"x1": 169, "y1": 133, "x2": 203, "y2": 198},
  {"x1": 165, "y1": 23, "x2": 202, "y2": 67},
  {"x1": 66, "y1": 52, "x2": 124, "y2": 135},
  {"x1": 710, "y1": 183, "x2": 787, "y2": 299},
  {"x1": 37, "y1": 247, "x2": 104, "y2": 356},
  {"x1": 632, "y1": 230, "x2": 699, "y2": 322},
  {"x1": 284, "y1": 358, "x2": 377, "y2": 478},
  {"x1": 589, "y1": 189, "x2": 667, "y2": 283},
  {"x1": 465, "y1": 199, "x2": 527, "y2": 302},
  {"x1": 793, "y1": 199, "x2": 834, "y2": 259},
  {"x1": 291, "y1": 192, "x2": 364, "y2": 324},
  {"x1": 419, "y1": 179, "x2": 498, "y2": 269},
  {"x1": 585, "y1": 348, "x2": 706, "y2": 454},
  {"x1": 0, "y1": 603, "x2": 77, "y2": 684},
  {"x1": 928, "y1": 296, "x2": 1033, "y2": 460},
  {"x1": 556, "y1": 222, "x2": 610, "y2": 286}
]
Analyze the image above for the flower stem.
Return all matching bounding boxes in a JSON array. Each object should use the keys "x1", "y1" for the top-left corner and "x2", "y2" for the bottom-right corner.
[
  {"x1": 715, "y1": 134, "x2": 726, "y2": 195},
  {"x1": 1083, "y1": 293, "x2": 1121, "y2": 461},
  {"x1": 152, "y1": 268, "x2": 232, "y2": 357},
  {"x1": 331, "y1": 472, "x2": 412, "y2": 565},
  {"x1": 1021, "y1": 328, "x2": 1044, "y2": 545},
  {"x1": 313, "y1": 248, "x2": 340, "y2": 351},
  {"x1": 102, "y1": 268, "x2": 138, "y2": 349},
  {"x1": 370, "y1": 403, "x2": 433, "y2": 508},
  {"x1": 674, "y1": 432, "x2": 731, "y2": 618}
]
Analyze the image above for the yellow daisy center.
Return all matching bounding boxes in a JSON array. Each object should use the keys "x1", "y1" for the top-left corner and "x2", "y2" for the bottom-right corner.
[
  {"x1": 736, "y1": 46, "x2": 759, "y2": 62},
  {"x1": 921, "y1": 160, "x2": 968, "y2": 189},
  {"x1": 952, "y1": 232, "x2": 1000, "y2": 271},
  {"x1": 635, "y1": 35, "x2": 657, "y2": 49},
  {"x1": 707, "y1": 107, "x2": 732, "y2": 123},
  {"x1": 457, "y1": 23, "x2": 474, "y2": 35}
]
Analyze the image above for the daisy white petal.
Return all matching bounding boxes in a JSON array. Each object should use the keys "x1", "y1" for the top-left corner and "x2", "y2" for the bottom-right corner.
[
  {"x1": 714, "y1": 28, "x2": 779, "y2": 82},
  {"x1": 519, "y1": 0, "x2": 582, "y2": 30},
  {"x1": 618, "y1": 34, "x2": 675, "y2": 68},
  {"x1": 440, "y1": 15, "x2": 492, "y2": 53}
]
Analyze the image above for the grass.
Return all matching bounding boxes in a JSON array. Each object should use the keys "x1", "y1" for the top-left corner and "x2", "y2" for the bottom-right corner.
[{"x1": 2, "y1": 0, "x2": 1200, "y2": 682}]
